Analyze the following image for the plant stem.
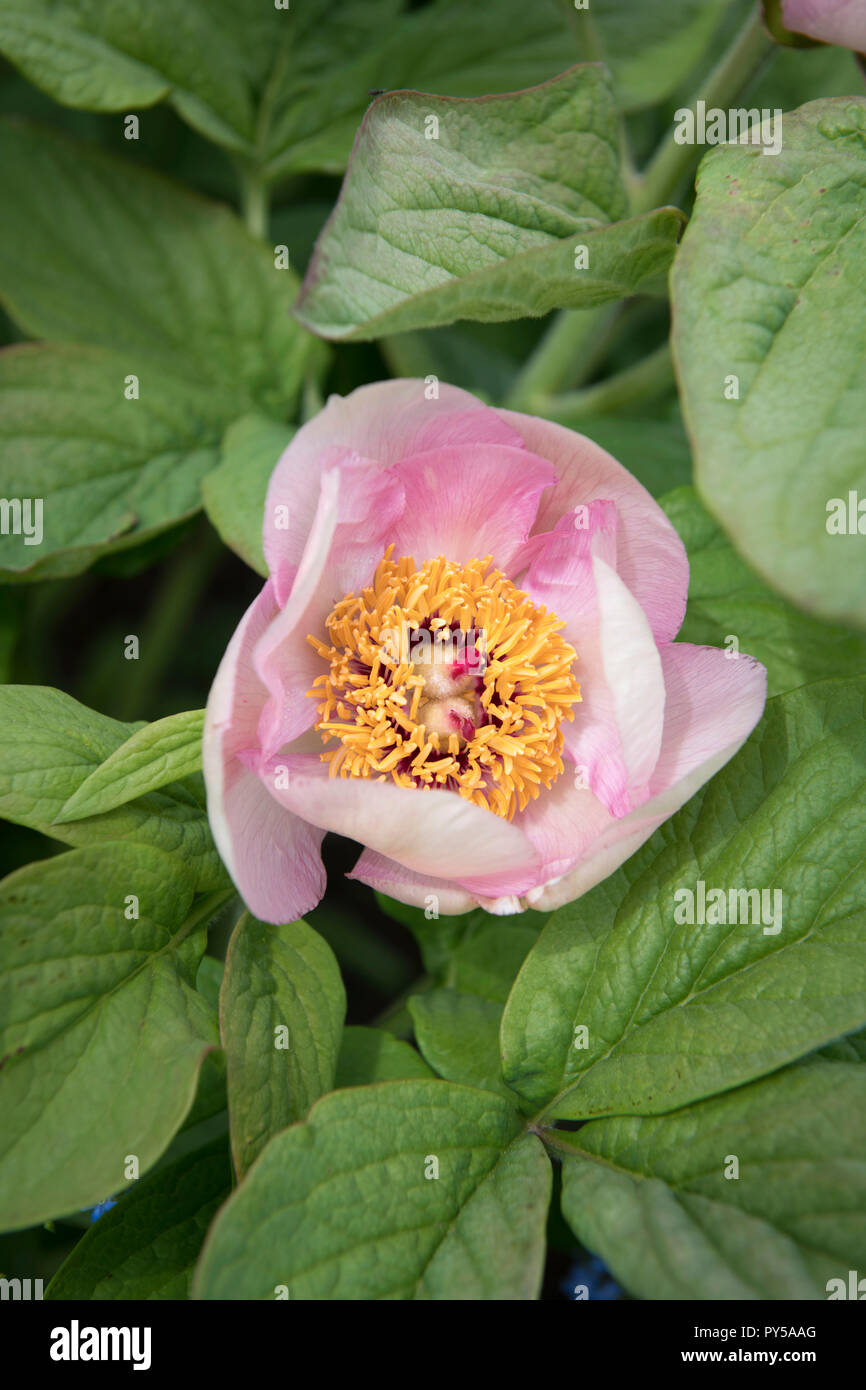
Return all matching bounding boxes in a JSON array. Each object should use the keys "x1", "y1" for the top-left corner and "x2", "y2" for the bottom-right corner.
[
  {"x1": 530, "y1": 341, "x2": 674, "y2": 425},
  {"x1": 504, "y1": 303, "x2": 620, "y2": 409},
  {"x1": 503, "y1": 5, "x2": 773, "y2": 407},
  {"x1": 238, "y1": 165, "x2": 270, "y2": 240},
  {"x1": 633, "y1": 5, "x2": 774, "y2": 215}
]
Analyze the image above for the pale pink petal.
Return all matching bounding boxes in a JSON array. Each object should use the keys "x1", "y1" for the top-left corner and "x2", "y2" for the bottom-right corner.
[
  {"x1": 646, "y1": 644, "x2": 767, "y2": 798},
  {"x1": 519, "y1": 507, "x2": 665, "y2": 818},
  {"x1": 254, "y1": 753, "x2": 540, "y2": 884},
  {"x1": 525, "y1": 643, "x2": 767, "y2": 911},
  {"x1": 499, "y1": 409, "x2": 689, "y2": 642},
  {"x1": 591, "y1": 556, "x2": 666, "y2": 794},
  {"x1": 264, "y1": 380, "x2": 524, "y2": 602},
  {"x1": 203, "y1": 582, "x2": 326, "y2": 922},
  {"x1": 781, "y1": 0, "x2": 866, "y2": 48},
  {"x1": 389, "y1": 445, "x2": 556, "y2": 572},
  {"x1": 349, "y1": 850, "x2": 477, "y2": 915},
  {"x1": 253, "y1": 454, "x2": 405, "y2": 760}
]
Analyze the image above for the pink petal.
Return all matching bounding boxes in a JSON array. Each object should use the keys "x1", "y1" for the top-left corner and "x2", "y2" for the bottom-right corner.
[
  {"x1": 253, "y1": 453, "x2": 405, "y2": 760},
  {"x1": 264, "y1": 380, "x2": 524, "y2": 603},
  {"x1": 524, "y1": 642, "x2": 767, "y2": 911},
  {"x1": 781, "y1": 0, "x2": 866, "y2": 48},
  {"x1": 499, "y1": 409, "x2": 689, "y2": 643},
  {"x1": 255, "y1": 753, "x2": 540, "y2": 883},
  {"x1": 203, "y1": 582, "x2": 326, "y2": 922},
  {"x1": 349, "y1": 850, "x2": 477, "y2": 915},
  {"x1": 519, "y1": 505, "x2": 665, "y2": 817},
  {"x1": 389, "y1": 444, "x2": 556, "y2": 572}
]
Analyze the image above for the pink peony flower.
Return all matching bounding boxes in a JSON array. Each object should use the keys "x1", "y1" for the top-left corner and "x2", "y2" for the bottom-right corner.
[
  {"x1": 203, "y1": 380, "x2": 766, "y2": 920},
  {"x1": 780, "y1": 0, "x2": 866, "y2": 50}
]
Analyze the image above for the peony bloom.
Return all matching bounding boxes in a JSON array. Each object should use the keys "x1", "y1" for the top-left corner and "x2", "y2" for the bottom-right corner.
[
  {"x1": 203, "y1": 380, "x2": 766, "y2": 920},
  {"x1": 780, "y1": 0, "x2": 866, "y2": 50}
]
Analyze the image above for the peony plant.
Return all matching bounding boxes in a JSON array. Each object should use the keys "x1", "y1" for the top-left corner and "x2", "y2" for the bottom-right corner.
[{"x1": 0, "y1": 0, "x2": 864, "y2": 1316}]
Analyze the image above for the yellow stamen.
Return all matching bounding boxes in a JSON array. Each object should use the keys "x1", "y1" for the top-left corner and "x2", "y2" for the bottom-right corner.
[{"x1": 306, "y1": 553, "x2": 581, "y2": 820}]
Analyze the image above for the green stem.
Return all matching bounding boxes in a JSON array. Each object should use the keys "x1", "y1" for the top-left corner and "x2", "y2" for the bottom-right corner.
[
  {"x1": 530, "y1": 341, "x2": 674, "y2": 425},
  {"x1": 503, "y1": 5, "x2": 773, "y2": 407},
  {"x1": 504, "y1": 303, "x2": 620, "y2": 409},
  {"x1": 180, "y1": 888, "x2": 237, "y2": 946},
  {"x1": 568, "y1": 1, "x2": 604, "y2": 63},
  {"x1": 633, "y1": 4, "x2": 774, "y2": 215},
  {"x1": 238, "y1": 165, "x2": 270, "y2": 240}
]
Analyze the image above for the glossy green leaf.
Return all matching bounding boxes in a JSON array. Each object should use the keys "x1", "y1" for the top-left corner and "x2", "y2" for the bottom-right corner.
[
  {"x1": 502, "y1": 676, "x2": 866, "y2": 1119},
  {"x1": 409, "y1": 989, "x2": 513, "y2": 1099},
  {"x1": 55, "y1": 709, "x2": 204, "y2": 823},
  {"x1": 0, "y1": 344, "x2": 224, "y2": 581},
  {"x1": 374, "y1": 894, "x2": 489, "y2": 976},
  {"x1": 295, "y1": 68, "x2": 683, "y2": 340},
  {"x1": 451, "y1": 923, "x2": 545, "y2": 1004},
  {"x1": 0, "y1": 1, "x2": 737, "y2": 177},
  {"x1": 220, "y1": 914, "x2": 345, "y2": 1176},
  {"x1": 194, "y1": 1080, "x2": 550, "y2": 1300},
  {"x1": 335, "y1": 1026, "x2": 433, "y2": 1087},
  {"x1": 46, "y1": 1138, "x2": 233, "y2": 1300},
  {"x1": 0, "y1": 121, "x2": 316, "y2": 402},
  {"x1": 0, "y1": 844, "x2": 225, "y2": 1229},
  {"x1": 558, "y1": 1058, "x2": 866, "y2": 1300},
  {"x1": 202, "y1": 415, "x2": 293, "y2": 577},
  {"x1": 0, "y1": 0, "x2": 264, "y2": 151},
  {"x1": 0, "y1": 121, "x2": 322, "y2": 577},
  {"x1": 664, "y1": 486, "x2": 866, "y2": 697},
  {"x1": 0, "y1": 686, "x2": 226, "y2": 891},
  {"x1": 672, "y1": 97, "x2": 866, "y2": 628}
]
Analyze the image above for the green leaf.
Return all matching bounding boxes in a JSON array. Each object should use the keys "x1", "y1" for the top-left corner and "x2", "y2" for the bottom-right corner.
[
  {"x1": 577, "y1": 414, "x2": 693, "y2": 499},
  {"x1": 501, "y1": 675, "x2": 866, "y2": 1120},
  {"x1": 557, "y1": 1057, "x2": 866, "y2": 1300},
  {"x1": 0, "y1": 686, "x2": 226, "y2": 892},
  {"x1": 0, "y1": 344, "x2": 223, "y2": 581},
  {"x1": 193, "y1": 1080, "x2": 550, "y2": 1300},
  {"x1": 295, "y1": 68, "x2": 683, "y2": 340},
  {"x1": 671, "y1": 97, "x2": 866, "y2": 629},
  {"x1": 409, "y1": 989, "x2": 514, "y2": 1100},
  {"x1": 46, "y1": 1137, "x2": 233, "y2": 1300},
  {"x1": 0, "y1": 121, "x2": 323, "y2": 577},
  {"x1": 407, "y1": 916, "x2": 544, "y2": 1098},
  {"x1": 374, "y1": 892, "x2": 545, "y2": 981},
  {"x1": 0, "y1": 121, "x2": 317, "y2": 402},
  {"x1": 0, "y1": 844, "x2": 226, "y2": 1229},
  {"x1": 202, "y1": 415, "x2": 293, "y2": 577},
  {"x1": 55, "y1": 709, "x2": 204, "y2": 823},
  {"x1": 817, "y1": 1026, "x2": 866, "y2": 1064},
  {"x1": 263, "y1": 0, "x2": 739, "y2": 177},
  {"x1": 586, "y1": 0, "x2": 734, "y2": 112},
  {"x1": 0, "y1": 1, "x2": 735, "y2": 177},
  {"x1": 0, "y1": 0, "x2": 263, "y2": 152},
  {"x1": 335, "y1": 1026, "x2": 433, "y2": 1087},
  {"x1": 220, "y1": 914, "x2": 345, "y2": 1177},
  {"x1": 195, "y1": 956, "x2": 225, "y2": 1013},
  {"x1": 374, "y1": 894, "x2": 490, "y2": 976},
  {"x1": 451, "y1": 923, "x2": 546, "y2": 1004},
  {"x1": 664, "y1": 486, "x2": 866, "y2": 697}
]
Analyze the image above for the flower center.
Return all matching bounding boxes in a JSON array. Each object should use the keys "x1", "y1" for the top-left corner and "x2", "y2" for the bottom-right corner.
[{"x1": 306, "y1": 548, "x2": 581, "y2": 820}]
